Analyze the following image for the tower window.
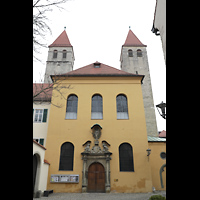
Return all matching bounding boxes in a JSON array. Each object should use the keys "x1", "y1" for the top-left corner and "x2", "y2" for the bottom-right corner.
[
  {"x1": 128, "y1": 49, "x2": 133, "y2": 57},
  {"x1": 137, "y1": 49, "x2": 142, "y2": 57},
  {"x1": 53, "y1": 50, "x2": 57, "y2": 58},
  {"x1": 63, "y1": 50, "x2": 67, "y2": 58}
]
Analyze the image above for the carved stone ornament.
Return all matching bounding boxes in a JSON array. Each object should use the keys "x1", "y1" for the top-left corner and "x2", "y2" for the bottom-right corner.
[
  {"x1": 84, "y1": 142, "x2": 91, "y2": 153},
  {"x1": 91, "y1": 144, "x2": 102, "y2": 153},
  {"x1": 92, "y1": 126, "x2": 101, "y2": 140},
  {"x1": 102, "y1": 142, "x2": 109, "y2": 152}
]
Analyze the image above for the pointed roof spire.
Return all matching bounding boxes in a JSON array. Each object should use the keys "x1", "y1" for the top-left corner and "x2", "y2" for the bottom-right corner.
[
  {"x1": 123, "y1": 29, "x2": 147, "y2": 47},
  {"x1": 48, "y1": 30, "x2": 72, "y2": 47}
]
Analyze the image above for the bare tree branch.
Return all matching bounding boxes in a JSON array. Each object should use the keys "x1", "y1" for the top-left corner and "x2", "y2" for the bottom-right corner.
[
  {"x1": 33, "y1": 72, "x2": 72, "y2": 108},
  {"x1": 33, "y1": 0, "x2": 67, "y2": 62},
  {"x1": 33, "y1": 1, "x2": 70, "y2": 107}
]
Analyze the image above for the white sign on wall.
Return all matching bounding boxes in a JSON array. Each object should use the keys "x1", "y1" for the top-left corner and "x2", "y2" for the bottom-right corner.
[{"x1": 50, "y1": 174, "x2": 79, "y2": 183}]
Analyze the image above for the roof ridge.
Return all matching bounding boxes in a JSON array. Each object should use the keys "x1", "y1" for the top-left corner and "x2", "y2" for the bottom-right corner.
[
  {"x1": 61, "y1": 61, "x2": 141, "y2": 76},
  {"x1": 50, "y1": 62, "x2": 144, "y2": 84}
]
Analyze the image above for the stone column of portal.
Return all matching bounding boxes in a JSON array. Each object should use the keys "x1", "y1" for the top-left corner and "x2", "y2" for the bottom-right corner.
[
  {"x1": 105, "y1": 155, "x2": 111, "y2": 193},
  {"x1": 82, "y1": 155, "x2": 87, "y2": 193}
]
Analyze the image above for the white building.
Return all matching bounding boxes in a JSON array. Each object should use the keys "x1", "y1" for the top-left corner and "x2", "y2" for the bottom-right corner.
[
  {"x1": 152, "y1": 0, "x2": 166, "y2": 64},
  {"x1": 33, "y1": 83, "x2": 52, "y2": 197}
]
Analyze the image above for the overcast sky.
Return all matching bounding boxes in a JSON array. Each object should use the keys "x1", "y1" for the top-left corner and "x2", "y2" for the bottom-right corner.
[{"x1": 33, "y1": 0, "x2": 166, "y2": 131}]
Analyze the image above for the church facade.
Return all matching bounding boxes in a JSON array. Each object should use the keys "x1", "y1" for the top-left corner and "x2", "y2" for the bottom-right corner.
[{"x1": 33, "y1": 29, "x2": 166, "y2": 194}]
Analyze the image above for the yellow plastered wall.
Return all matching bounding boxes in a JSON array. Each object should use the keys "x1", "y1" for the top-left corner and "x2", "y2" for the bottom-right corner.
[
  {"x1": 45, "y1": 76, "x2": 152, "y2": 193},
  {"x1": 148, "y1": 142, "x2": 166, "y2": 190}
]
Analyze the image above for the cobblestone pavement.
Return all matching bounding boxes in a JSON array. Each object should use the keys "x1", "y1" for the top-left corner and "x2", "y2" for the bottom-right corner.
[{"x1": 33, "y1": 191, "x2": 166, "y2": 200}]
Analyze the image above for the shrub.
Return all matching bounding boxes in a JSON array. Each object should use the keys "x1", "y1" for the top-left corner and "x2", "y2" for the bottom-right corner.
[{"x1": 149, "y1": 195, "x2": 166, "y2": 200}]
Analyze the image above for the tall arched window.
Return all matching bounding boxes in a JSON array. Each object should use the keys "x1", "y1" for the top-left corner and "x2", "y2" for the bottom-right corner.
[
  {"x1": 59, "y1": 142, "x2": 74, "y2": 171},
  {"x1": 65, "y1": 94, "x2": 78, "y2": 119},
  {"x1": 137, "y1": 49, "x2": 142, "y2": 57},
  {"x1": 63, "y1": 50, "x2": 67, "y2": 58},
  {"x1": 91, "y1": 94, "x2": 103, "y2": 119},
  {"x1": 119, "y1": 143, "x2": 134, "y2": 172},
  {"x1": 53, "y1": 50, "x2": 57, "y2": 58},
  {"x1": 116, "y1": 94, "x2": 129, "y2": 119},
  {"x1": 128, "y1": 49, "x2": 133, "y2": 57}
]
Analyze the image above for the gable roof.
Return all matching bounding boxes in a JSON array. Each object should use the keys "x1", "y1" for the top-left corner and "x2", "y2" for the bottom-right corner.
[
  {"x1": 51, "y1": 61, "x2": 144, "y2": 82},
  {"x1": 159, "y1": 130, "x2": 166, "y2": 138},
  {"x1": 33, "y1": 83, "x2": 53, "y2": 102},
  {"x1": 123, "y1": 29, "x2": 147, "y2": 47},
  {"x1": 48, "y1": 30, "x2": 72, "y2": 47}
]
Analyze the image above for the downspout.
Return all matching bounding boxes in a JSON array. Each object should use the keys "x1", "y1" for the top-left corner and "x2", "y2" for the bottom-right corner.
[{"x1": 160, "y1": 164, "x2": 166, "y2": 188}]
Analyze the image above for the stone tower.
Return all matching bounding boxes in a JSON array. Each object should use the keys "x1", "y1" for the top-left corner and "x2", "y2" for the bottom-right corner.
[
  {"x1": 120, "y1": 29, "x2": 158, "y2": 137},
  {"x1": 44, "y1": 29, "x2": 75, "y2": 83}
]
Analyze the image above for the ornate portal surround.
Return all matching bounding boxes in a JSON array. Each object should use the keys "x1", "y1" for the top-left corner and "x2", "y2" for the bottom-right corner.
[{"x1": 81, "y1": 124, "x2": 112, "y2": 193}]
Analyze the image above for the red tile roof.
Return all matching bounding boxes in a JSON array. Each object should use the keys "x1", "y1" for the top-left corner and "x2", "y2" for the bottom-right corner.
[
  {"x1": 44, "y1": 159, "x2": 50, "y2": 165},
  {"x1": 33, "y1": 83, "x2": 53, "y2": 102},
  {"x1": 48, "y1": 30, "x2": 72, "y2": 47},
  {"x1": 51, "y1": 61, "x2": 144, "y2": 82},
  {"x1": 159, "y1": 130, "x2": 166, "y2": 138},
  {"x1": 123, "y1": 29, "x2": 147, "y2": 47}
]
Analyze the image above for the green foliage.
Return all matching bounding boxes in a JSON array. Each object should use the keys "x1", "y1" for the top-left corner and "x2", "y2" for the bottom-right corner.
[{"x1": 149, "y1": 195, "x2": 166, "y2": 200}]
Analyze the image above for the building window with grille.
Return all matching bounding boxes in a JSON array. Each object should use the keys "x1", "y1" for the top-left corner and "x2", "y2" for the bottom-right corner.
[
  {"x1": 116, "y1": 94, "x2": 129, "y2": 119},
  {"x1": 119, "y1": 143, "x2": 134, "y2": 172},
  {"x1": 59, "y1": 142, "x2": 74, "y2": 171},
  {"x1": 137, "y1": 49, "x2": 142, "y2": 57},
  {"x1": 33, "y1": 109, "x2": 48, "y2": 123},
  {"x1": 53, "y1": 50, "x2": 58, "y2": 58},
  {"x1": 128, "y1": 49, "x2": 133, "y2": 57},
  {"x1": 65, "y1": 94, "x2": 78, "y2": 119},
  {"x1": 91, "y1": 94, "x2": 103, "y2": 119}
]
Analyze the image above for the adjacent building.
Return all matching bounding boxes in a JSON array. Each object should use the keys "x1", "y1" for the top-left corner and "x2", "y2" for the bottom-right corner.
[
  {"x1": 33, "y1": 83, "x2": 52, "y2": 197},
  {"x1": 151, "y1": 0, "x2": 166, "y2": 64}
]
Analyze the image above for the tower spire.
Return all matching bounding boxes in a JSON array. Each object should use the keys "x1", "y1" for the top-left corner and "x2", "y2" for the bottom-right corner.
[
  {"x1": 123, "y1": 29, "x2": 146, "y2": 47},
  {"x1": 44, "y1": 29, "x2": 75, "y2": 83},
  {"x1": 48, "y1": 30, "x2": 72, "y2": 47}
]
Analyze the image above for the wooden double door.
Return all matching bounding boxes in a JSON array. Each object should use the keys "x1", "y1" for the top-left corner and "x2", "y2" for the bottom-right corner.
[{"x1": 87, "y1": 162, "x2": 105, "y2": 193}]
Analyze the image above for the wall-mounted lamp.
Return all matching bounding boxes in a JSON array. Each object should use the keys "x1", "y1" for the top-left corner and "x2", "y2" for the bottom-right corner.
[
  {"x1": 146, "y1": 148, "x2": 151, "y2": 161},
  {"x1": 156, "y1": 101, "x2": 166, "y2": 119},
  {"x1": 146, "y1": 148, "x2": 151, "y2": 156}
]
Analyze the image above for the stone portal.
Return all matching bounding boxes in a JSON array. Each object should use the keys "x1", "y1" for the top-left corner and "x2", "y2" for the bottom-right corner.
[{"x1": 81, "y1": 124, "x2": 112, "y2": 193}]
